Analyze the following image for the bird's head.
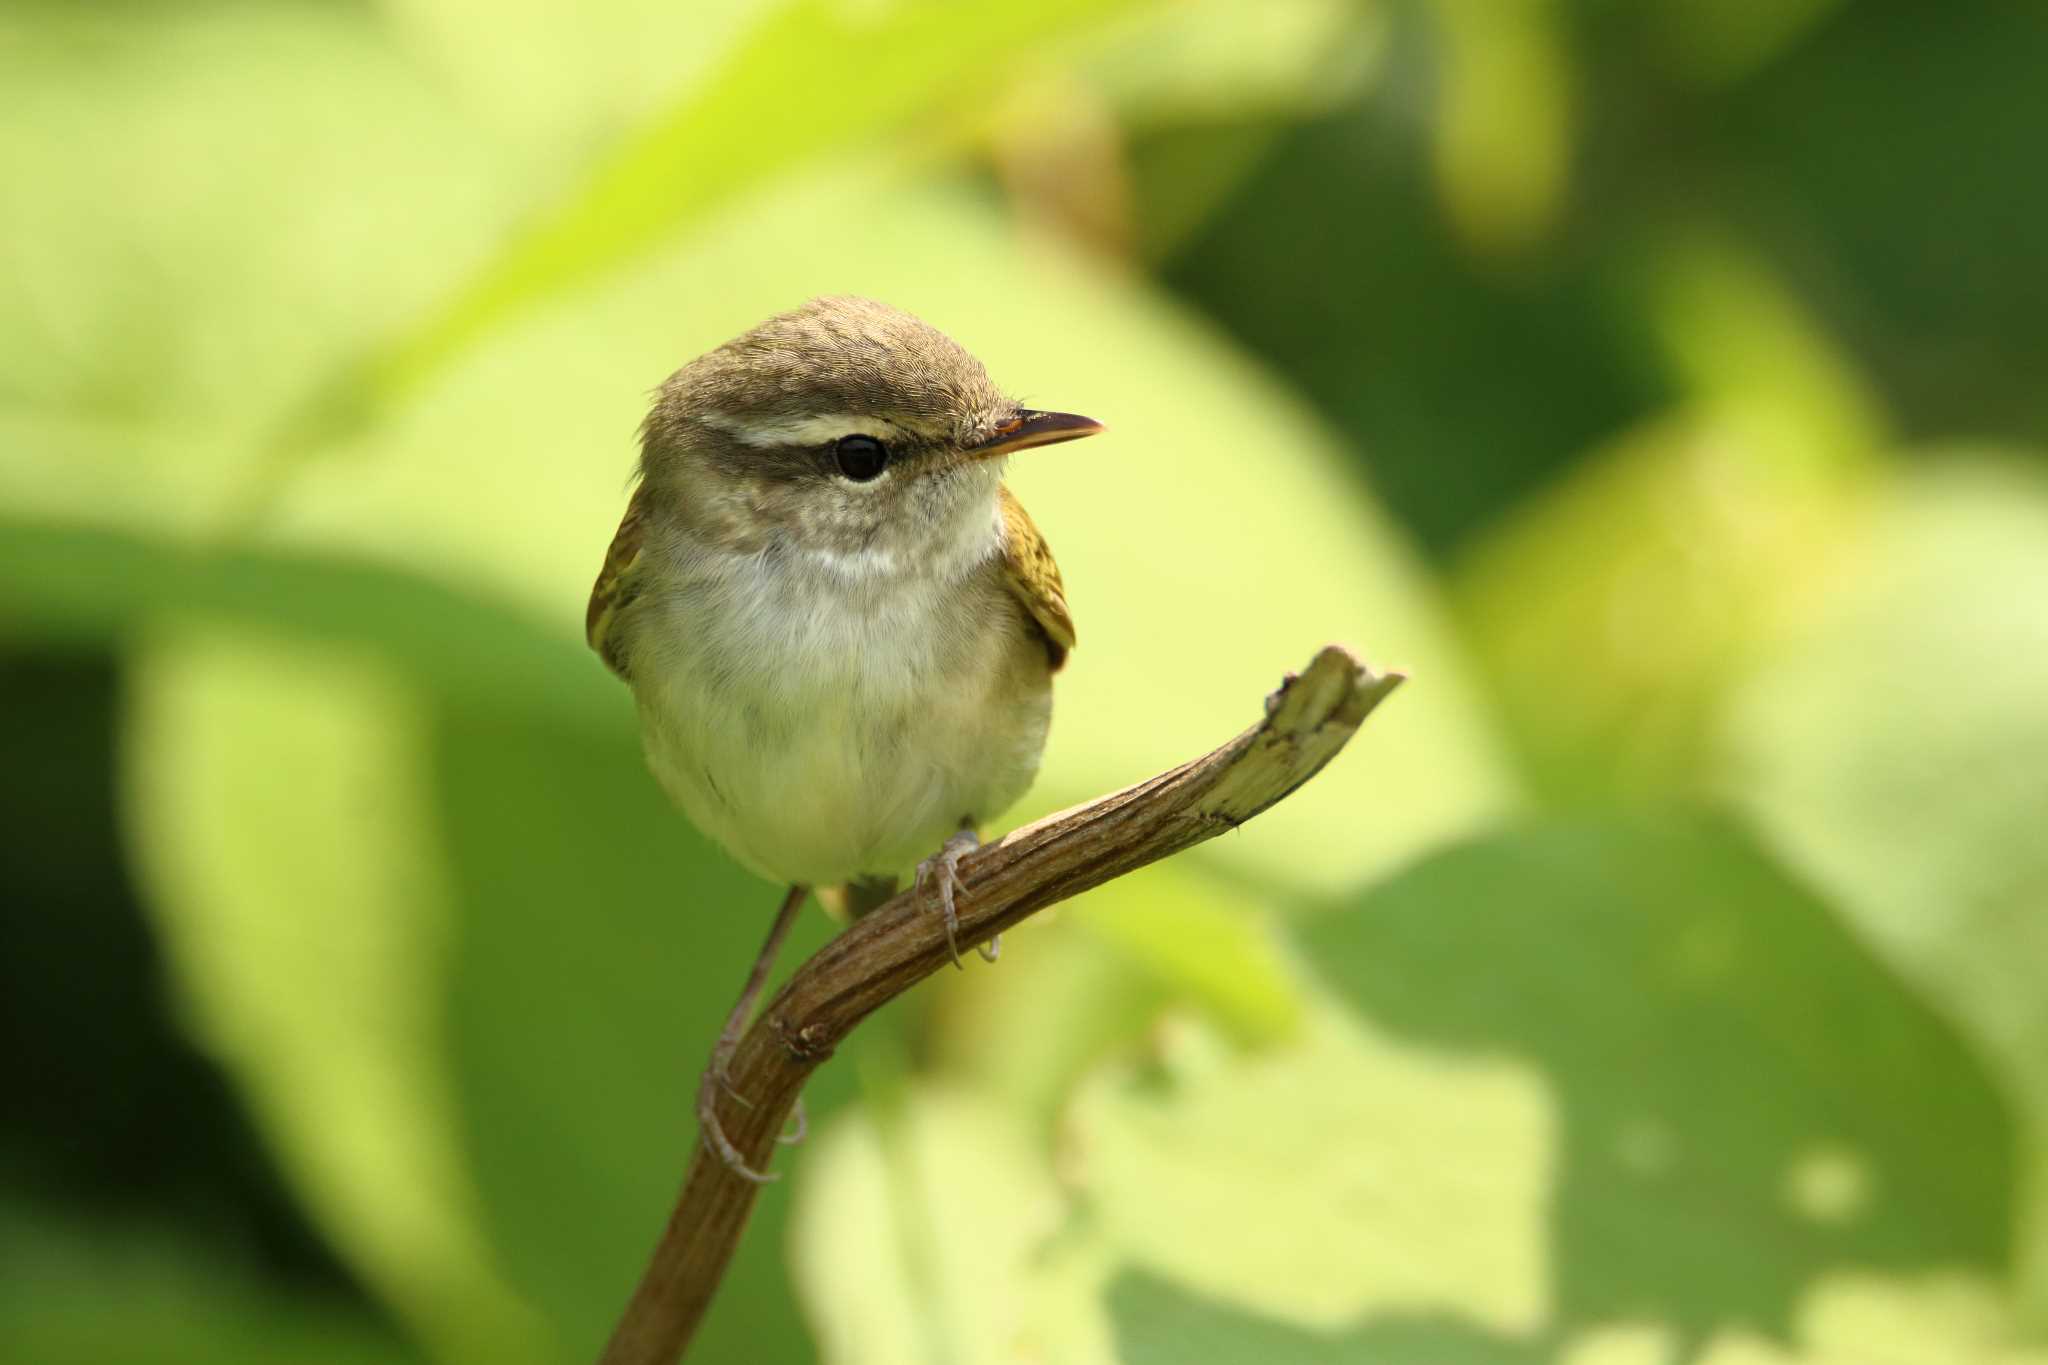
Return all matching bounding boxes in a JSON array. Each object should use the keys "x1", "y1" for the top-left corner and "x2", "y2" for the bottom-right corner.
[{"x1": 639, "y1": 296, "x2": 1100, "y2": 568}]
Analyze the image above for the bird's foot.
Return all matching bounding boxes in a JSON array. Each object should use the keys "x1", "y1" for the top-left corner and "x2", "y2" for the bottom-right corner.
[
  {"x1": 778, "y1": 1096, "x2": 807, "y2": 1147},
  {"x1": 915, "y1": 827, "x2": 999, "y2": 968},
  {"x1": 692, "y1": 882, "x2": 811, "y2": 1182},
  {"x1": 714, "y1": 1072, "x2": 805, "y2": 1144},
  {"x1": 694, "y1": 1055, "x2": 778, "y2": 1183}
]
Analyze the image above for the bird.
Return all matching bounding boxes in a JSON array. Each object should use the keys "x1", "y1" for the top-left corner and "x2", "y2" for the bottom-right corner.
[{"x1": 585, "y1": 296, "x2": 1101, "y2": 1178}]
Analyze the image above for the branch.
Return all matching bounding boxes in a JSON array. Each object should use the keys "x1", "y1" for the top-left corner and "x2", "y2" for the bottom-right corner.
[{"x1": 597, "y1": 644, "x2": 1404, "y2": 1364}]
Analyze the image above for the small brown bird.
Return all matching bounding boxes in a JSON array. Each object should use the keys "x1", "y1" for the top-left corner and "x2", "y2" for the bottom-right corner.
[{"x1": 586, "y1": 297, "x2": 1101, "y2": 1177}]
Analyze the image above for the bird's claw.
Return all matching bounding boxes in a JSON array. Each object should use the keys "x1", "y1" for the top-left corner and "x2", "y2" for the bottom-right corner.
[
  {"x1": 916, "y1": 828, "x2": 985, "y2": 970},
  {"x1": 695, "y1": 1060, "x2": 778, "y2": 1183}
]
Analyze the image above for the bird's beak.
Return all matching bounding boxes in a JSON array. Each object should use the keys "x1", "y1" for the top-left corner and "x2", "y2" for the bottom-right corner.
[{"x1": 968, "y1": 409, "x2": 1105, "y2": 459}]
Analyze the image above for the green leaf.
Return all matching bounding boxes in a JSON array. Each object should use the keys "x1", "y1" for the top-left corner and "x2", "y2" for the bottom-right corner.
[
  {"x1": 1717, "y1": 457, "x2": 2048, "y2": 1324},
  {"x1": 0, "y1": 518, "x2": 614, "y2": 732},
  {"x1": 1081, "y1": 0, "x2": 1385, "y2": 128},
  {"x1": 1111, "y1": 1271, "x2": 1546, "y2": 1365},
  {"x1": 1423, "y1": 0, "x2": 1575, "y2": 257},
  {"x1": 1306, "y1": 814, "x2": 2013, "y2": 1342},
  {"x1": 374, "y1": 0, "x2": 771, "y2": 163},
  {"x1": 1066, "y1": 999, "x2": 1552, "y2": 1336},
  {"x1": 345, "y1": 0, "x2": 1154, "y2": 422},
  {"x1": 1693, "y1": 1271, "x2": 2048, "y2": 1364},
  {"x1": 1452, "y1": 239, "x2": 1883, "y2": 803},
  {"x1": 1072, "y1": 863, "x2": 1305, "y2": 1046},
  {"x1": 430, "y1": 702, "x2": 889, "y2": 1359},
  {"x1": 920, "y1": 908, "x2": 1179, "y2": 1125},
  {"x1": 914, "y1": 864, "x2": 1307, "y2": 1134},
  {"x1": 1646, "y1": 0, "x2": 1851, "y2": 86},
  {"x1": 0, "y1": 1210, "x2": 421, "y2": 1365},
  {"x1": 0, "y1": 4, "x2": 509, "y2": 457},
  {"x1": 119, "y1": 630, "x2": 546, "y2": 1365},
  {"x1": 1114, "y1": 1271, "x2": 2048, "y2": 1365},
  {"x1": 788, "y1": 1087, "x2": 1118, "y2": 1365}
]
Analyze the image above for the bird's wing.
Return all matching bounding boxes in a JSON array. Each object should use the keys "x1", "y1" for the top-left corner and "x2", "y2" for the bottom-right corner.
[
  {"x1": 586, "y1": 482, "x2": 650, "y2": 679},
  {"x1": 998, "y1": 484, "x2": 1075, "y2": 672}
]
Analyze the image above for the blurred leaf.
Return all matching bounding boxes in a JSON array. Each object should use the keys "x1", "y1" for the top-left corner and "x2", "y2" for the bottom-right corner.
[
  {"x1": 340, "y1": 0, "x2": 1154, "y2": 428},
  {"x1": 789, "y1": 1087, "x2": 1117, "y2": 1365},
  {"x1": 1713, "y1": 4, "x2": 2048, "y2": 450},
  {"x1": 1453, "y1": 240, "x2": 1883, "y2": 802},
  {"x1": 979, "y1": 0, "x2": 1391, "y2": 267},
  {"x1": 373, "y1": 0, "x2": 770, "y2": 164},
  {"x1": 923, "y1": 908, "x2": 1177, "y2": 1124},
  {"x1": 1153, "y1": 100, "x2": 1673, "y2": 554},
  {"x1": 0, "y1": 1210, "x2": 419, "y2": 1365},
  {"x1": 1649, "y1": 0, "x2": 1850, "y2": 85},
  {"x1": 431, "y1": 703, "x2": 896, "y2": 1360},
  {"x1": 121, "y1": 630, "x2": 545, "y2": 1365},
  {"x1": 1071, "y1": 1002, "x2": 1551, "y2": 1335},
  {"x1": 1556, "y1": 1325, "x2": 1676, "y2": 1365},
  {"x1": 0, "y1": 3, "x2": 508, "y2": 486},
  {"x1": 1124, "y1": 119, "x2": 1295, "y2": 265},
  {"x1": 1424, "y1": 0, "x2": 1575, "y2": 257},
  {"x1": 1072, "y1": 862, "x2": 1305, "y2": 1046},
  {"x1": 0, "y1": 519, "x2": 613, "y2": 732},
  {"x1": 1111, "y1": 1271, "x2": 1545, "y2": 1365},
  {"x1": 802, "y1": 914, "x2": 1548, "y2": 1361},
  {"x1": 921, "y1": 862, "x2": 1309, "y2": 1139},
  {"x1": 1696, "y1": 1271, "x2": 2048, "y2": 1365},
  {"x1": 1643, "y1": 235, "x2": 1885, "y2": 460},
  {"x1": 1307, "y1": 815, "x2": 2013, "y2": 1341},
  {"x1": 1718, "y1": 457, "x2": 2048, "y2": 1324},
  {"x1": 1082, "y1": 0, "x2": 1385, "y2": 127}
]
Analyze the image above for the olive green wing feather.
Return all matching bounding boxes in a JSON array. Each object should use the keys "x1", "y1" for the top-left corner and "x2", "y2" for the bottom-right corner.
[
  {"x1": 998, "y1": 485, "x2": 1075, "y2": 672},
  {"x1": 586, "y1": 482, "x2": 650, "y2": 679}
]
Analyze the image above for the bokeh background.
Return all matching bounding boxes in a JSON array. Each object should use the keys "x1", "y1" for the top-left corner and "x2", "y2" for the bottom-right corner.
[{"x1": 5, "y1": 1, "x2": 2047, "y2": 1361}]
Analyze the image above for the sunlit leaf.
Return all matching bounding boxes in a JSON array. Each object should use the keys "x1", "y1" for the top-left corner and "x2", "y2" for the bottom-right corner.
[
  {"x1": 922, "y1": 908, "x2": 1178, "y2": 1124},
  {"x1": 0, "y1": 2, "x2": 509, "y2": 506},
  {"x1": 1074, "y1": 1002, "x2": 1552, "y2": 1335},
  {"x1": 344, "y1": 0, "x2": 1155, "y2": 425},
  {"x1": 1082, "y1": 0, "x2": 1385, "y2": 127},
  {"x1": 979, "y1": 0, "x2": 1388, "y2": 264},
  {"x1": 1718, "y1": 457, "x2": 2048, "y2": 1323},
  {"x1": 1696, "y1": 1271, "x2": 2048, "y2": 1365},
  {"x1": 373, "y1": 0, "x2": 770, "y2": 163},
  {"x1": 1309, "y1": 815, "x2": 2012, "y2": 1340},
  {"x1": 1072, "y1": 862, "x2": 1305, "y2": 1046},
  {"x1": 1111, "y1": 1271, "x2": 1545, "y2": 1365},
  {"x1": 120, "y1": 630, "x2": 545, "y2": 1365},
  {"x1": 1423, "y1": 0, "x2": 1574, "y2": 257},
  {"x1": 917, "y1": 865, "x2": 1305, "y2": 1130},
  {"x1": 1453, "y1": 240, "x2": 1883, "y2": 802},
  {"x1": 788, "y1": 1088, "x2": 1118, "y2": 1365}
]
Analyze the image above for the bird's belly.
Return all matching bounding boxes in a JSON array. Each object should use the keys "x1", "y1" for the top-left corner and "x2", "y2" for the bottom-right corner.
[{"x1": 633, "y1": 593, "x2": 1051, "y2": 888}]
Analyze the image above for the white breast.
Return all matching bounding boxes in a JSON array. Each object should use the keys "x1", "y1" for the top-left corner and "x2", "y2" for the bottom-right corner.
[{"x1": 626, "y1": 513, "x2": 1052, "y2": 889}]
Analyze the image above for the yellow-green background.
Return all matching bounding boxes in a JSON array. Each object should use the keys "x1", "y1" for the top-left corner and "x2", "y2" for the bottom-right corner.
[{"x1": 5, "y1": 2, "x2": 2046, "y2": 1362}]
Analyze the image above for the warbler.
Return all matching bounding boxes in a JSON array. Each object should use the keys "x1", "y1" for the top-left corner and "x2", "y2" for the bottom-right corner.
[{"x1": 586, "y1": 296, "x2": 1100, "y2": 1176}]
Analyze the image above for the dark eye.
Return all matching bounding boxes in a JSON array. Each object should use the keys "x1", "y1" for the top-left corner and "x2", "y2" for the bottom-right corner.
[{"x1": 833, "y1": 434, "x2": 890, "y2": 482}]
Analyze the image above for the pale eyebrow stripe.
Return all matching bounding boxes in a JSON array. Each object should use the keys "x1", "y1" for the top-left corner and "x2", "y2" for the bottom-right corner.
[{"x1": 699, "y1": 412, "x2": 904, "y2": 448}]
